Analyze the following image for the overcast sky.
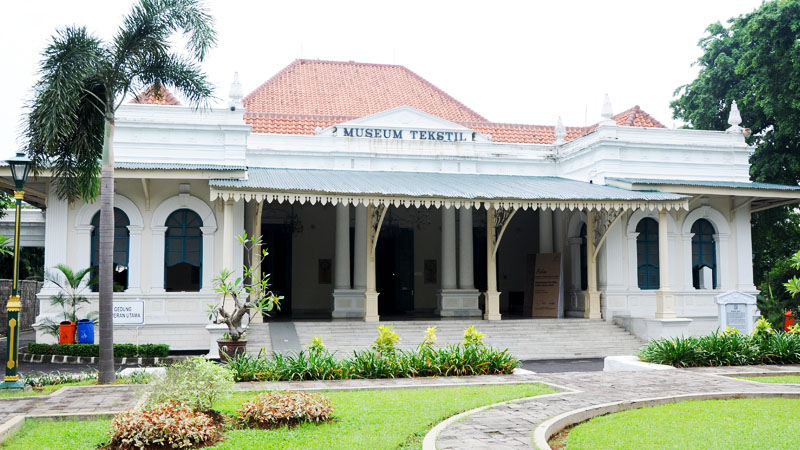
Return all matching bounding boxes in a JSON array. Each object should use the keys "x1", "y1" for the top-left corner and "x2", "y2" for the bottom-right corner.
[{"x1": 0, "y1": 0, "x2": 764, "y2": 159}]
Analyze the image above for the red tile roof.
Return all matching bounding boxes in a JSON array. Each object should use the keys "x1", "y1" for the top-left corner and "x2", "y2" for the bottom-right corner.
[
  {"x1": 243, "y1": 59, "x2": 665, "y2": 144},
  {"x1": 130, "y1": 85, "x2": 181, "y2": 106}
]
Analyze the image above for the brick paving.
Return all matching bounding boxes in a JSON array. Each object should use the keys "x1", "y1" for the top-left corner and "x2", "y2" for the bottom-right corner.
[
  {"x1": 436, "y1": 365, "x2": 800, "y2": 449},
  {"x1": 0, "y1": 385, "x2": 144, "y2": 425}
]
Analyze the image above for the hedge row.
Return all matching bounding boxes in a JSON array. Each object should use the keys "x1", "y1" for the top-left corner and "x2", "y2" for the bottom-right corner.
[
  {"x1": 26, "y1": 343, "x2": 170, "y2": 358},
  {"x1": 639, "y1": 331, "x2": 800, "y2": 367}
]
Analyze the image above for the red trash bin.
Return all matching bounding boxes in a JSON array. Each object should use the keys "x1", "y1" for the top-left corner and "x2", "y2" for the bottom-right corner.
[
  {"x1": 59, "y1": 321, "x2": 76, "y2": 344},
  {"x1": 785, "y1": 311, "x2": 795, "y2": 332}
]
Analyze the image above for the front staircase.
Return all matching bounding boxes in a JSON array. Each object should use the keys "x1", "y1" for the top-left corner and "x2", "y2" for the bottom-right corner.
[{"x1": 246, "y1": 319, "x2": 645, "y2": 360}]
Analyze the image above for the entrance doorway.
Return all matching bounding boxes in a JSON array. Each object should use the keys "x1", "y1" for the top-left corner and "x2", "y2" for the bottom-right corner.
[
  {"x1": 261, "y1": 224, "x2": 292, "y2": 319},
  {"x1": 376, "y1": 227, "x2": 414, "y2": 315}
]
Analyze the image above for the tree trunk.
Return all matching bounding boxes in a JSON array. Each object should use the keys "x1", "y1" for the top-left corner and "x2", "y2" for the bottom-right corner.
[{"x1": 98, "y1": 119, "x2": 116, "y2": 384}]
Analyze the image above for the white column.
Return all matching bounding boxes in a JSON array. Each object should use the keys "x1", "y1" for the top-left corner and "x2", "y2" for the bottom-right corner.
[
  {"x1": 734, "y1": 202, "x2": 756, "y2": 291},
  {"x1": 484, "y1": 207, "x2": 501, "y2": 321},
  {"x1": 150, "y1": 226, "x2": 167, "y2": 293},
  {"x1": 364, "y1": 204, "x2": 380, "y2": 322},
  {"x1": 715, "y1": 233, "x2": 731, "y2": 290},
  {"x1": 539, "y1": 208, "x2": 553, "y2": 253},
  {"x1": 41, "y1": 191, "x2": 69, "y2": 295},
  {"x1": 334, "y1": 203, "x2": 351, "y2": 290},
  {"x1": 74, "y1": 225, "x2": 93, "y2": 272},
  {"x1": 553, "y1": 210, "x2": 566, "y2": 254},
  {"x1": 127, "y1": 225, "x2": 143, "y2": 294},
  {"x1": 441, "y1": 206, "x2": 457, "y2": 289},
  {"x1": 584, "y1": 209, "x2": 601, "y2": 319},
  {"x1": 354, "y1": 204, "x2": 367, "y2": 290},
  {"x1": 656, "y1": 209, "x2": 676, "y2": 318},
  {"x1": 251, "y1": 201, "x2": 264, "y2": 323},
  {"x1": 682, "y1": 232, "x2": 695, "y2": 290},
  {"x1": 222, "y1": 199, "x2": 234, "y2": 271},
  {"x1": 458, "y1": 206, "x2": 474, "y2": 289},
  {"x1": 200, "y1": 226, "x2": 216, "y2": 292},
  {"x1": 233, "y1": 200, "x2": 245, "y2": 281}
]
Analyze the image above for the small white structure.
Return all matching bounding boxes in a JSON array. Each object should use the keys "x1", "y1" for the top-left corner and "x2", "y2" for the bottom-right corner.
[{"x1": 715, "y1": 290, "x2": 759, "y2": 335}]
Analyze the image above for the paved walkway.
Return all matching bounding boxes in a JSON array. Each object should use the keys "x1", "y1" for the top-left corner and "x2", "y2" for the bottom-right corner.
[
  {"x1": 0, "y1": 364, "x2": 798, "y2": 449},
  {"x1": 436, "y1": 365, "x2": 800, "y2": 449}
]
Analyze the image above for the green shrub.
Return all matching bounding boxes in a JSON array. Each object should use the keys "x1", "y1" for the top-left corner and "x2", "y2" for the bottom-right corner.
[
  {"x1": 463, "y1": 325, "x2": 485, "y2": 347},
  {"x1": 373, "y1": 325, "x2": 400, "y2": 355},
  {"x1": 640, "y1": 330, "x2": 800, "y2": 367},
  {"x1": 109, "y1": 402, "x2": 219, "y2": 449},
  {"x1": 148, "y1": 357, "x2": 234, "y2": 412},
  {"x1": 26, "y1": 343, "x2": 169, "y2": 358},
  {"x1": 238, "y1": 391, "x2": 334, "y2": 429},
  {"x1": 225, "y1": 344, "x2": 519, "y2": 382}
]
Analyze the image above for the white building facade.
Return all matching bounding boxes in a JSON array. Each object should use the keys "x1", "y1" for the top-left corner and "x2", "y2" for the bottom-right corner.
[{"x1": 5, "y1": 60, "x2": 800, "y2": 349}]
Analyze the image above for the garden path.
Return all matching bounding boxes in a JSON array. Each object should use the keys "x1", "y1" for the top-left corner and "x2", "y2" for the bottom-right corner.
[
  {"x1": 0, "y1": 384, "x2": 143, "y2": 424},
  {"x1": 435, "y1": 365, "x2": 800, "y2": 449}
]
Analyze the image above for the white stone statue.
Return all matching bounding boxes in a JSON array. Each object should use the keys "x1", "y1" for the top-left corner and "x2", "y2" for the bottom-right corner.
[
  {"x1": 229, "y1": 72, "x2": 244, "y2": 110},
  {"x1": 726, "y1": 100, "x2": 743, "y2": 134}
]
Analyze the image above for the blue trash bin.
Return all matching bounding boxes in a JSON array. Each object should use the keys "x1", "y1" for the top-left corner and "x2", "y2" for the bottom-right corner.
[{"x1": 77, "y1": 319, "x2": 94, "y2": 344}]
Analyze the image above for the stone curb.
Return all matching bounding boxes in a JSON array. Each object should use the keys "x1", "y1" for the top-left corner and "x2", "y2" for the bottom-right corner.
[
  {"x1": 421, "y1": 380, "x2": 579, "y2": 450},
  {"x1": 20, "y1": 352, "x2": 186, "y2": 366},
  {"x1": 531, "y1": 391, "x2": 800, "y2": 450}
]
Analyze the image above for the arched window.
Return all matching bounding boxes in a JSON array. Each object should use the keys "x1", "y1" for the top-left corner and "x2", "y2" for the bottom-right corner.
[
  {"x1": 90, "y1": 208, "x2": 130, "y2": 292},
  {"x1": 165, "y1": 209, "x2": 202, "y2": 292},
  {"x1": 691, "y1": 219, "x2": 717, "y2": 289},
  {"x1": 636, "y1": 218, "x2": 659, "y2": 290},
  {"x1": 579, "y1": 223, "x2": 588, "y2": 291}
]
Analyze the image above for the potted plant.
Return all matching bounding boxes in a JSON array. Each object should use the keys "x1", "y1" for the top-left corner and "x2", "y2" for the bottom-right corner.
[
  {"x1": 39, "y1": 264, "x2": 98, "y2": 344},
  {"x1": 209, "y1": 232, "x2": 280, "y2": 361}
]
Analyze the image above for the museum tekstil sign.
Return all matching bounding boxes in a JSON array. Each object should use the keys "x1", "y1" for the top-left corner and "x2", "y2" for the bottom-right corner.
[{"x1": 339, "y1": 127, "x2": 472, "y2": 142}]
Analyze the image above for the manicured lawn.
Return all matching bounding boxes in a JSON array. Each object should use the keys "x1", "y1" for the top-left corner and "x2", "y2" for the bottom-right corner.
[
  {"x1": 736, "y1": 375, "x2": 800, "y2": 384},
  {"x1": 564, "y1": 398, "x2": 800, "y2": 450},
  {"x1": 2, "y1": 383, "x2": 555, "y2": 450}
]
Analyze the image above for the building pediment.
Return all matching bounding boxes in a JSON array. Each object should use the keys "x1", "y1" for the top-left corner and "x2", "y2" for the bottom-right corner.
[{"x1": 316, "y1": 106, "x2": 491, "y2": 142}]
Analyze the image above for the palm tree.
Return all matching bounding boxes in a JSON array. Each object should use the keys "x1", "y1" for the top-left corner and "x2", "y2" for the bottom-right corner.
[{"x1": 24, "y1": 0, "x2": 216, "y2": 383}]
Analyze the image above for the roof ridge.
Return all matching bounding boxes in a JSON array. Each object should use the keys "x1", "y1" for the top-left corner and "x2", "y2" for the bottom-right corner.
[
  {"x1": 242, "y1": 59, "x2": 302, "y2": 104},
  {"x1": 398, "y1": 65, "x2": 488, "y2": 122}
]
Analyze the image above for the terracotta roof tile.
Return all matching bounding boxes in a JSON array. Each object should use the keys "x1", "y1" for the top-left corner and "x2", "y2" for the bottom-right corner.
[
  {"x1": 130, "y1": 85, "x2": 181, "y2": 106},
  {"x1": 242, "y1": 60, "x2": 666, "y2": 144}
]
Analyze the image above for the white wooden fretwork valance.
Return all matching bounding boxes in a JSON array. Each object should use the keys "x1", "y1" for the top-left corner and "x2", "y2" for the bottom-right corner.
[{"x1": 209, "y1": 189, "x2": 689, "y2": 211}]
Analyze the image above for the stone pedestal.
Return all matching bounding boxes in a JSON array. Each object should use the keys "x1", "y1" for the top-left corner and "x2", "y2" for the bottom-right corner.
[
  {"x1": 205, "y1": 323, "x2": 229, "y2": 359},
  {"x1": 332, "y1": 289, "x2": 366, "y2": 319},
  {"x1": 436, "y1": 289, "x2": 481, "y2": 317}
]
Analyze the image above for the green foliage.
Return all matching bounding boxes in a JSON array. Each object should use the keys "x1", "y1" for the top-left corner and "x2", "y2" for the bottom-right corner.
[
  {"x1": 421, "y1": 326, "x2": 437, "y2": 349},
  {"x1": 109, "y1": 402, "x2": 220, "y2": 449},
  {"x1": 373, "y1": 324, "x2": 400, "y2": 355},
  {"x1": 463, "y1": 325, "x2": 485, "y2": 347},
  {"x1": 210, "y1": 232, "x2": 281, "y2": 341},
  {"x1": 238, "y1": 391, "x2": 334, "y2": 429},
  {"x1": 0, "y1": 235, "x2": 10, "y2": 257},
  {"x1": 308, "y1": 336, "x2": 326, "y2": 354},
  {"x1": 753, "y1": 317, "x2": 775, "y2": 339},
  {"x1": 225, "y1": 344, "x2": 519, "y2": 382},
  {"x1": 639, "y1": 330, "x2": 800, "y2": 367},
  {"x1": 26, "y1": 342, "x2": 169, "y2": 358},
  {"x1": 24, "y1": 0, "x2": 217, "y2": 203},
  {"x1": 147, "y1": 356, "x2": 233, "y2": 412},
  {"x1": 39, "y1": 264, "x2": 97, "y2": 338},
  {"x1": 671, "y1": 1, "x2": 800, "y2": 297}
]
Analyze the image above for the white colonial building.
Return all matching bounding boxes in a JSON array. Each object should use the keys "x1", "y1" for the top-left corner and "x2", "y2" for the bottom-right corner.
[{"x1": 4, "y1": 59, "x2": 800, "y2": 350}]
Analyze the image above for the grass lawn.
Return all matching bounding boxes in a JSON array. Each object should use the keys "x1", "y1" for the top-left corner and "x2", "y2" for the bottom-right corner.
[
  {"x1": 563, "y1": 398, "x2": 800, "y2": 450},
  {"x1": 736, "y1": 375, "x2": 800, "y2": 384},
  {"x1": 2, "y1": 383, "x2": 555, "y2": 450}
]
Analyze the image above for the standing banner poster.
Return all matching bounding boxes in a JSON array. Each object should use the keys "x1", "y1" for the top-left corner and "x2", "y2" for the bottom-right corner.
[{"x1": 532, "y1": 253, "x2": 563, "y2": 318}]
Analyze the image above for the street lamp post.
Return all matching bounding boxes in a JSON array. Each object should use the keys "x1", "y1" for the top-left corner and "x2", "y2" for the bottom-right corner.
[{"x1": 0, "y1": 152, "x2": 31, "y2": 389}]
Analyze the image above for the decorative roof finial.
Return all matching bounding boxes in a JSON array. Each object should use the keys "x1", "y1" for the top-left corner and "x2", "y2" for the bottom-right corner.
[
  {"x1": 600, "y1": 94, "x2": 615, "y2": 125},
  {"x1": 229, "y1": 72, "x2": 244, "y2": 110},
  {"x1": 726, "y1": 100, "x2": 743, "y2": 133},
  {"x1": 554, "y1": 116, "x2": 567, "y2": 145}
]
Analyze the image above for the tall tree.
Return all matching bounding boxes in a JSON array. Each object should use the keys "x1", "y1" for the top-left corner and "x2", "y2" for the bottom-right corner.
[
  {"x1": 25, "y1": 0, "x2": 216, "y2": 383},
  {"x1": 671, "y1": 0, "x2": 800, "y2": 309}
]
